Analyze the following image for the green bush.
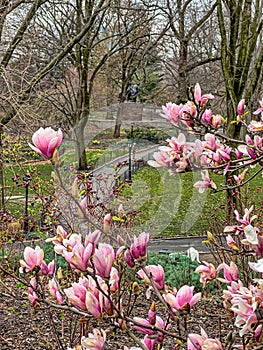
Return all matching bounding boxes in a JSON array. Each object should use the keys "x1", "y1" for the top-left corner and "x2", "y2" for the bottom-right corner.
[
  {"x1": 125, "y1": 127, "x2": 169, "y2": 143},
  {"x1": 42, "y1": 241, "x2": 67, "y2": 269},
  {"x1": 147, "y1": 251, "x2": 202, "y2": 291}
]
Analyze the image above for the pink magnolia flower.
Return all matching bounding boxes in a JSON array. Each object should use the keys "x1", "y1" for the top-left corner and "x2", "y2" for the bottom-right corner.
[
  {"x1": 85, "y1": 283, "x2": 108, "y2": 318},
  {"x1": 46, "y1": 225, "x2": 68, "y2": 244},
  {"x1": 253, "y1": 98, "x2": 263, "y2": 119},
  {"x1": 28, "y1": 287, "x2": 39, "y2": 306},
  {"x1": 109, "y1": 267, "x2": 119, "y2": 291},
  {"x1": 28, "y1": 277, "x2": 39, "y2": 306},
  {"x1": 85, "y1": 230, "x2": 101, "y2": 254},
  {"x1": 162, "y1": 102, "x2": 182, "y2": 125},
  {"x1": 137, "y1": 265, "x2": 165, "y2": 290},
  {"x1": 54, "y1": 233, "x2": 82, "y2": 255},
  {"x1": 204, "y1": 133, "x2": 217, "y2": 151},
  {"x1": 194, "y1": 83, "x2": 214, "y2": 106},
  {"x1": 237, "y1": 99, "x2": 245, "y2": 115},
  {"x1": 64, "y1": 278, "x2": 88, "y2": 310},
  {"x1": 124, "y1": 248, "x2": 135, "y2": 267},
  {"x1": 148, "y1": 149, "x2": 171, "y2": 168},
  {"x1": 103, "y1": 213, "x2": 111, "y2": 233},
  {"x1": 211, "y1": 114, "x2": 222, "y2": 128},
  {"x1": 164, "y1": 285, "x2": 201, "y2": 312},
  {"x1": 226, "y1": 234, "x2": 240, "y2": 251},
  {"x1": 187, "y1": 328, "x2": 222, "y2": 350},
  {"x1": 29, "y1": 127, "x2": 63, "y2": 159},
  {"x1": 231, "y1": 298, "x2": 258, "y2": 336},
  {"x1": 40, "y1": 260, "x2": 54, "y2": 275},
  {"x1": 19, "y1": 246, "x2": 44, "y2": 273},
  {"x1": 133, "y1": 313, "x2": 168, "y2": 345},
  {"x1": 81, "y1": 329, "x2": 106, "y2": 350},
  {"x1": 195, "y1": 261, "x2": 217, "y2": 286},
  {"x1": 130, "y1": 232, "x2": 149, "y2": 260},
  {"x1": 194, "y1": 170, "x2": 217, "y2": 193},
  {"x1": 133, "y1": 317, "x2": 155, "y2": 336},
  {"x1": 217, "y1": 262, "x2": 239, "y2": 283},
  {"x1": 202, "y1": 109, "x2": 213, "y2": 124},
  {"x1": 63, "y1": 241, "x2": 93, "y2": 271},
  {"x1": 248, "y1": 120, "x2": 263, "y2": 132},
  {"x1": 93, "y1": 243, "x2": 115, "y2": 278},
  {"x1": 49, "y1": 279, "x2": 63, "y2": 304}
]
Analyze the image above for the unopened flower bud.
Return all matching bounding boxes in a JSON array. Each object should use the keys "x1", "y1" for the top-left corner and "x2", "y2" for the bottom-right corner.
[
  {"x1": 148, "y1": 302, "x2": 156, "y2": 325},
  {"x1": 71, "y1": 177, "x2": 79, "y2": 199},
  {"x1": 118, "y1": 204, "x2": 125, "y2": 219},
  {"x1": 57, "y1": 267, "x2": 63, "y2": 280},
  {"x1": 207, "y1": 231, "x2": 216, "y2": 244},
  {"x1": 132, "y1": 282, "x2": 141, "y2": 296},
  {"x1": 52, "y1": 148, "x2": 59, "y2": 163},
  {"x1": 103, "y1": 213, "x2": 111, "y2": 233}
]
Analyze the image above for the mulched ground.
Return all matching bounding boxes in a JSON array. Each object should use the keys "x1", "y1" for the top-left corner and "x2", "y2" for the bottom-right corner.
[{"x1": 0, "y1": 274, "x2": 236, "y2": 350}]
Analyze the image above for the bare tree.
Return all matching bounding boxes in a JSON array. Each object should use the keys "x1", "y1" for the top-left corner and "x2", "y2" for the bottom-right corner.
[
  {"x1": 160, "y1": 0, "x2": 219, "y2": 103},
  {"x1": 217, "y1": 0, "x2": 263, "y2": 139},
  {"x1": 0, "y1": 0, "x2": 112, "y2": 206}
]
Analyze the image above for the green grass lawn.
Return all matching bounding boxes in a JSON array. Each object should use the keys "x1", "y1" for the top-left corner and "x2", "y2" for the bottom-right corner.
[
  {"x1": 3, "y1": 163, "x2": 54, "y2": 216},
  {"x1": 2, "y1": 145, "x2": 263, "y2": 239},
  {"x1": 121, "y1": 165, "x2": 263, "y2": 238}
]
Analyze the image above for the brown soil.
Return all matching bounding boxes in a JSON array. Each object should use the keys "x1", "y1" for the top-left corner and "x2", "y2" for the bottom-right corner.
[{"x1": 0, "y1": 274, "x2": 236, "y2": 350}]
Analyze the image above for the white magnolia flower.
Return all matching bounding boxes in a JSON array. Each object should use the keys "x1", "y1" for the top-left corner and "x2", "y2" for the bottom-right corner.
[
  {"x1": 249, "y1": 259, "x2": 263, "y2": 272},
  {"x1": 187, "y1": 247, "x2": 200, "y2": 263},
  {"x1": 242, "y1": 225, "x2": 258, "y2": 245}
]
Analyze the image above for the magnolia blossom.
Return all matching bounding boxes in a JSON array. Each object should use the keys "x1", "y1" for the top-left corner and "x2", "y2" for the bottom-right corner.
[
  {"x1": 133, "y1": 313, "x2": 169, "y2": 346},
  {"x1": 194, "y1": 170, "x2": 217, "y2": 193},
  {"x1": 93, "y1": 243, "x2": 115, "y2": 278},
  {"x1": 81, "y1": 329, "x2": 106, "y2": 350},
  {"x1": 19, "y1": 246, "x2": 44, "y2": 273},
  {"x1": 253, "y1": 98, "x2": 263, "y2": 119},
  {"x1": 194, "y1": 83, "x2": 214, "y2": 107},
  {"x1": 242, "y1": 224, "x2": 258, "y2": 245},
  {"x1": 217, "y1": 262, "x2": 239, "y2": 283},
  {"x1": 248, "y1": 258, "x2": 263, "y2": 272},
  {"x1": 29, "y1": 127, "x2": 63, "y2": 159},
  {"x1": 164, "y1": 285, "x2": 201, "y2": 312},
  {"x1": 231, "y1": 298, "x2": 258, "y2": 336},
  {"x1": 187, "y1": 247, "x2": 200, "y2": 263},
  {"x1": 64, "y1": 278, "x2": 88, "y2": 310},
  {"x1": 63, "y1": 241, "x2": 93, "y2": 271},
  {"x1": 226, "y1": 234, "x2": 240, "y2": 251},
  {"x1": 137, "y1": 265, "x2": 164, "y2": 290},
  {"x1": 28, "y1": 277, "x2": 39, "y2": 306},
  {"x1": 187, "y1": 328, "x2": 222, "y2": 350},
  {"x1": 49, "y1": 279, "x2": 63, "y2": 304},
  {"x1": 248, "y1": 120, "x2": 263, "y2": 132},
  {"x1": 130, "y1": 232, "x2": 149, "y2": 260},
  {"x1": 46, "y1": 225, "x2": 68, "y2": 244},
  {"x1": 195, "y1": 261, "x2": 217, "y2": 285},
  {"x1": 103, "y1": 213, "x2": 111, "y2": 233},
  {"x1": 237, "y1": 99, "x2": 245, "y2": 115}
]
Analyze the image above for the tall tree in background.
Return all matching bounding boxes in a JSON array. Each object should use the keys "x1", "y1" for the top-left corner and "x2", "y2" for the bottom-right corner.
[
  {"x1": 217, "y1": 0, "x2": 263, "y2": 139},
  {"x1": 112, "y1": 0, "x2": 168, "y2": 137},
  {"x1": 0, "y1": 0, "x2": 111, "y2": 205},
  {"x1": 161, "y1": 0, "x2": 219, "y2": 103}
]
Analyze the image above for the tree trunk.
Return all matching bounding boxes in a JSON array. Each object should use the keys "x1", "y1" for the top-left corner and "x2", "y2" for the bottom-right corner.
[
  {"x1": 75, "y1": 119, "x2": 88, "y2": 171},
  {"x1": 113, "y1": 104, "x2": 123, "y2": 138},
  {"x1": 0, "y1": 126, "x2": 5, "y2": 210},
  {"x1": 177, "y1": 40, "x2": 189, "y2": 103}
]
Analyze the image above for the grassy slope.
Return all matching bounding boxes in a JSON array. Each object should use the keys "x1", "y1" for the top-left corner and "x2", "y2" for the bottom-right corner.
[{"x1": 123, "y1": 165, "x2": 263, "y2": 237}]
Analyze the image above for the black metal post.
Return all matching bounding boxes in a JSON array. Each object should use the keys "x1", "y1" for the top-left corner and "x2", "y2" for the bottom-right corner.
[
  {"x1": 128, "y1": 140, "x2": 132, "y2": 184},
  {"x1": 23, "y1": 174, "x2": 31, "y2": 235}
]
